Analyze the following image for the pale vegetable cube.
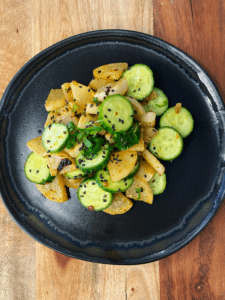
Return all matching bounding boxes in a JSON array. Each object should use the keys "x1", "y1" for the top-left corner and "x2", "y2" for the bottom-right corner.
[
  {"x1": 27, "y1": 136, "x2": 48, "y2": 157},
  {"x1": 89, "y1": 78, "x2": 115, "y2": 91},
  {"x1": 138, "y1": 112, "x2": 156, "y2": 127},
  {"x1": 63, "y1": 176, "x2": 82, "y2": 189},
  {"x1": 86, "y1": 102, "x2": 99, "y2": 114},
  {"x1": 94, "y1": 78, "x2": 128, "y2": 101},
  {"x1": 45, "y1": 89, "x2": 67, "y2": 111},
  {"x1": 36, "y1": 175, "x2": 68, "y2": 203},
  {"x1": 126, "y1": 175, "x2": 153, "y2": 204},
  {"x1": 104, "y1": 193, "x2": 133, "y2": 215},
  {"x1": 126, "y1": 97, "x2": 145, "y2": 118},
  {"x1": 93, "y1": 63, "x2": 128, "y2": 80},
  {"x1": 143, "y1": 127, "x2": 158, "y2": 143},
  {"x1": 136, "y1": 160, "x2": 155, "y2": 182},
  {"x1": 70, "y1": 81, "x2": 95, "y2": 114},
  {"x1": 142, "y1": 150, "x2": 165, "y2": 176},
  {"x1": 68, "y1": 142, "x2": 83, "y2": 158},
  {"x1": 61, "y1": 83, "x2": 74, "y2": 102},
  {"x1": 46, "y1": 152, "x2": 76, "y2": 176},
  {"x1": 108, "y1": 150, "x2": 137, "y2": 182}
]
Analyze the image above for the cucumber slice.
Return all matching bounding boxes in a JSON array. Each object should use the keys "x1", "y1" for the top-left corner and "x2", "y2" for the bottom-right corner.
[
  {"x1": 149, "y1": 127, "x2": 183, "y2": 161},
  {"x1": 159, "y1": 107, "x2": 194, "y2": 138},
  {"x1": 65, "y1": 168, "x2": 86, "y2": 179},
  {"x1": 98, "y1": 95, "x2": 134, "y2": 134},
  {"x1": 127, "y1": 160, "x2": 140, "y2": 179},
  {"x1": 76, "y1": 144, "x2": 110, "y2": 173},
  {"x1": 149, "y1": 173, "x2": 166, "y2": 195},
  {"x1": 24, "y1": 152, "x2": 54, "y2": 184},
  {"x1": 78, "y1": 178, "x2": 113, "y2": 211},
  {"x1": 144, "y1": 87, "x2": 168, "y2": 116},
  {"x1": 123, "y1": 64, "x2": 154, "y2": 100},
  {"x1": 42, "y1": 123, "x2": 69, "y2": 153},
  {"x1": 96, "y1": 170, "x2": 134, "y2": 193}
]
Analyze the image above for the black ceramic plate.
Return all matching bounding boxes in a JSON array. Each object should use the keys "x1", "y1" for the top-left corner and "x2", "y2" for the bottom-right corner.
[{"x1": 0, "y1": 30, "x2": 225, "y2": 265}]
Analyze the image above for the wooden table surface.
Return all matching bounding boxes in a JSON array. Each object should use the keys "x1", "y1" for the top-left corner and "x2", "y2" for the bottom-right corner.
[{"x1": 0, "y1": 0, "x2": 225, "y2": 299}]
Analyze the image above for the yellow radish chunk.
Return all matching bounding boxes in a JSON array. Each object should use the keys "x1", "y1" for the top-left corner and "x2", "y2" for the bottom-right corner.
[
  {"x1": 89, "y1": 78, "x2": 115, "y2": 91},
  {"x1": 143, "y1": 127, "x2": 158, "y2": 143},
  {"x1": 46, "y1": 152, "x2": 76, "y2": 176},
  {"x1": 105, "y1": 133, "x2": 114, "y2": 144},
  {"x1": 45, "y1": 89, "x2": 67, "y2": 111},
  {"x1": 36, "y1": 175, "x2": 68, "y2": 203},
  {"x1": 86, "y1": 102, "x2": 99, "y2": 114},
  {"x1": 142, "y1": 149, "x2": 165, "y2": 176},
  {"x1": 27, "y1": 136, "x2": 48, "y2": 157},
  {"x1": 63, "y1": 176, "x2": 82, "y2": 189},
  {"x1": 126, "y1": 175, "x2": 153, "y2": 204},
  {"x1": 126, "y1": 96, "x2": 145, "y2": 119},
  {"x1": 174, "y1": 103, "x2": 182, "y2": 114},
  {"x1": 108, "y1": 150, "x2": 137, "y2": 182},
  {"x1": 93, "y1": 62, "x2": 128, "y2": 80},
  {"x1": 138, "y1": 112, "x2": 156, "y2": 127},
  {"x1": 68, "y1": 142, "x2": 83, "y2": 158},
  {"x1": 44, "y1": 105, "x2": 78, "y2": 127},
  {"x1": 61, "y1": 83, "x2": 74, "y2": 102},
  {"x1": 94, "y1": 78, "x2": 128, "y2": 102},
  {"x1": 70, "y1": 81, "x2": 95, "y2": 114},
  {"x1": 136, "y1": 160, "x2": 155, "y2": 182},
  {"x1": 104, "y1": 193, "x2": 133, "y2": 215}
]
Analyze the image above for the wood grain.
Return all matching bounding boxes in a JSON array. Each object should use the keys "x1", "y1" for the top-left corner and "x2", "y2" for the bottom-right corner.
[
  {"x1": 0, "y1": 1, "x2": 36, "y2": 299},
  {"x1": 33, "y1": 1, "x2": 159, "y2": 300},
  {"x1": 154, "y1": 0, "x2": 225, "y2": 299}
]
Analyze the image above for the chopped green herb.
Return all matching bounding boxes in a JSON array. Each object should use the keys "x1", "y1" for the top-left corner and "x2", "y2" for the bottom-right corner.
[
  {"x1": 93, "y1": 97, "x2": 101, "y2": 104},
  {"x1": 135, "y1": 187, "x2": 143, "y2": 200},
  {"x1": 72, "y1": 104, "x2": 78, "y2": 112},
  {"x1": 83, "y1": 138, "x2": 93, "y2": 148},
  {"x1": 67, "y1": 121, "x2": 76, "y2": 133}
]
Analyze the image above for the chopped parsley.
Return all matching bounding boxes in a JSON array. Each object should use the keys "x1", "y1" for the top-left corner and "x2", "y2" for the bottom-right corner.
[{"x1": 93, "y1": 97, "x2": 101, "y2": 104}]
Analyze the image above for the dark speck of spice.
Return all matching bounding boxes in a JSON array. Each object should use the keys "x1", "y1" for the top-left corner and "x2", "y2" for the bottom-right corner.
[
  {"x1": 131, "y1": 154, "x2": 134, "y2": 157},
  {"x1": 98, "y1": 70, "x2": 101, "y2": 73},
  {"x1": 79, "y1": 85, "x2": 82, "y2": 88}
]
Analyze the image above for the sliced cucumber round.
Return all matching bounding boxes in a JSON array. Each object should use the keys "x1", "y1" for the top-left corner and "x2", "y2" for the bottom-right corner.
[
  {"x1": 78, "y1": 178, "x2": 113, "y2": 211},
  {"x1": 65, "y1": 168, "x2": 86, "y2": 179},
  {"x1": 123, "y1": 64, "x2": 154, "y2": 100},
  {"x1": 127, "y1": 160, "x2": 140, "y2": 179},
  {"x1": 24, "y1": 152, "x2": 54, "y2": 184},
  {"x1": 149, "y1": 127, "x2": 183, "y2": 161},
  {"x1": 96, "y1": 170, "x2": 134, "y2": 193},
  {"x1": 42, "y1": 123, "x2": 69, "y2": 153},
  {"x1": 149, "y1": 173, "x2": 166, "y2": 195},
  {"x1": 98, "y1": 94, "x2": 134, "y2": 134},
  {"x1": 159, "y1": 106, "x2": 194, "y2": 138},
  {"x1": 76, "y1": 144, "x2": 110, "y2": 174},
  {"x1": 144, "y1": 87, "x2": 168, "y2": 116}
]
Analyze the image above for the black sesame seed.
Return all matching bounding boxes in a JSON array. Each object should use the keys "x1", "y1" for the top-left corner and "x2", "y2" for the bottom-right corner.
[
  {"x1": 103, "y1": 151, "x2": 105, "y2": 154},
  {"x1": 153, "y1": 147, "x2": 156, "y2": 150},
  {"x1": 98, "y1": 70, "x2": 101, "y2": 73},
  {"x1": 121, "y1": 120, "x2": 124, "y2": 124},
  {"x1": 90, "y1": 104, "x2": 93, "y2": 107},
  {"x1": 47, "y1": 140, "x2": 50, "y2": 143},
  {"x1": 36, "y1": 170, "x2": 39, "y2": 173},
  {"x1": 63, "y1": 131, "x2": 66, "y2": 134},
  {"x1": 111, "y1": 160, "x2": 113, "y2": 163},
  {"x1": 107, "y1": 108, "x2": 111, "y2": 112},
  {"x1": 133, "y1": 90, "x2": 136, "y2": 92},
  {"x1": 29, "y1": 169, "x2": 31, "y2": 172},
  {"x1": 83, "y1": 191, "x2": 86, "y2": 194},
  {"x1": 47, "y1": 150, "x2": 50, "y2": 153},
  {"x1": 92, "y1": 182, "x2": 95, "y2": 185},
  {"x1": 88, "y1": 89, "x2": 90, "y2": 92},
  {"x1": 79, "y1": 85, "x2": 82, "y2": 88},
  {"x1": 82, "y1": 164, "x2": 85, "y2": 166},
  {"x1": 144, "y1": 175, "x2": 147, "y2": 178},
  {"x1": 103, "y1": 199, "x2": 107, "y2": 202},
  {"x1": 102, "y1": 156, "x2": 105, "y2": 158},
  {"x1": 74, "y1": 176, "x2": 77, "y2": 179},
  {"x1": 104, "y1": 115, "x2": 107, "y2": 118},
  {"x1": 108, "y1": 120, "x2": 111, "y2": 123},
  {"x1": 138, "y1": 88, "x2": 140, "y2": 91},
  {"x1": 130, "y1": 115, "x2": 134, "y2": 117},
  {"x1": 131, "y1": 154, "x2": 134, "y2": 157}
]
